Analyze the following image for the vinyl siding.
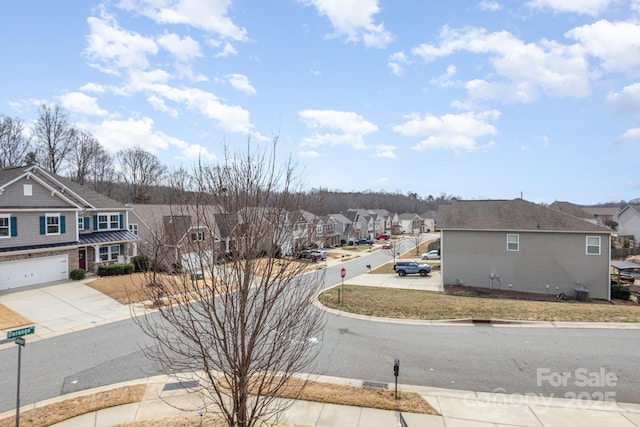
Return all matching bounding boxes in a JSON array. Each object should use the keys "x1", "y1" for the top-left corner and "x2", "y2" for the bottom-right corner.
[
  {"x1": 0, "y1": 212, "x2": 76, "y2": 249},
  {"x1": 441, "y1": 230, "x2": 610, "y2": 299},
  {"x1": 1, "y1": 177, "x2": 72, "y2": 208}
]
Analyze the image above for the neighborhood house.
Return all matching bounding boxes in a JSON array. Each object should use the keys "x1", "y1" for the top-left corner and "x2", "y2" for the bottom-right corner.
[
  {"x1": 0, "y1": 165, "x2": 138, "y2": 291},
  {"x1": 437, "y1": 199, "x2": 612, "y2": 300}
]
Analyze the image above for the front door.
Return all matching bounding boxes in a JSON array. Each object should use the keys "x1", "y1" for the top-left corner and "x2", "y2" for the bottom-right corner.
[{"x1": 78, "y1": 249, "x2": 86, "y2": 270}]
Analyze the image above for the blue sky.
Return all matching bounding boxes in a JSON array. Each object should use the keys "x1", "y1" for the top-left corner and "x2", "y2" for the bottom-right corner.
[{"x1": 2, "y1": 0, "x2": 640, "y2": 205}]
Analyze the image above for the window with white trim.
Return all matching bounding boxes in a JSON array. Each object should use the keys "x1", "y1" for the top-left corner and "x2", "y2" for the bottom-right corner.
[
  {"x1": 0, "y1": 215, "x2": 9, "y2": 238},
  {"x1": 99, "y1": 244, "x2": 121, "y2": 261},
  {"x1": 129, "y1": 223, "x2": 138, "y2": 235},
  {"x1": 78, "y1": 217, "x2": 84, "y2": 230},
  {"x1": 193, "y1": 231, "x2": 205, "y2": 241},
  {"x1": 46, "y1": 214, "x2": 60, "y2": 235},
  {"x1": 98, "y1": 213, "x2": 120, "y2": 230},
  {"x1": 586, "y1": 236, "x2": 601, "y2": 255},
  {"x1": 507, "y1": 234, "x2": 519, "y2": 251}
]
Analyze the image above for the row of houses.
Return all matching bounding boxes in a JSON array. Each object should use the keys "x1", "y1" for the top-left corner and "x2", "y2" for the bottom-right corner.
[
  {"x1": 1, "y1": 165, "x2": 636, "y2": 301},
  {"x1": 0, "y1": 166, "x2": 433, "y2": 290}
]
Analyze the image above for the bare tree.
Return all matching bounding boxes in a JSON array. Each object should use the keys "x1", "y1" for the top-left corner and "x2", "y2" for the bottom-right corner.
[
  {"x1": 67, "y1": 130, "x2": 104, "y2": 185},
  {"x1": 134, "y1": 141, "x2": 325, "y2": 427},
  {"x1": 32, "y1": 104, "x2": 74, "y2": 173},
  {"x1": 117, "y1": 146, "x2": 167, "y2": 203},
  {"x1": 0, "y1": 115, "x2": 32, "y2": 168}
]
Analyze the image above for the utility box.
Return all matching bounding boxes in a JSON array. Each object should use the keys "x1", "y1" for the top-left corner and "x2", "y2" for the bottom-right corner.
[{"x1": 575, "y1": 286, "x2": 590, "y2": 302}]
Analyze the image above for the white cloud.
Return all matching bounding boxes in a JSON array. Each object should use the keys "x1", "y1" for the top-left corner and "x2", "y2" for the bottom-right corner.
[
  {"x1": 412, "y1": 26, "x2": 590, "y2": 101},
  {"x1": 479, "y1": 1, "x2": 501, "y2": 11},
  {"x1": 527, "y1": 0, "x2": 613, "y2": 16},
  {"x1": 80, "y1": 82, "x2": 107, "y2": 93},
  {"x1": 211, "y1": 41, "x2": 238, "y2": 57},
  {"x1": 85, "y1": 10, "x2": 158, "y2": 74},
  {"x1": 147, "y1": 95, "x2": 179, "y2": 117},
  {"x1": 372, "y1": 145, "x2": 397, "y2": 158},
  {"x1": 85, "y1": 117, "x2": 180, "y2": 153},
  {"x1": 616, "y1": 127, "x2": 640, "y2": 143},
  {"x1": 388, "y1": 51, "x2": 409, "y2": 76},
  {"x1": 59, "y1": 92, "x2": 108, "y2": 116},
  {"x1": 226, "y1": 74, "x2": 256, "y2": 95},
  {"x1": 117, "y1": 0, "x2": 247, "y2": 41},
  {"x1": 299, "y1": 109, "x2": 378, "y2": 134},
  {"x1": 566, "y1": 20, "x2": 640, "y2": 74},
  {"x1": 157, "y1": 32, "x2": 202, "y2": 61},
  {"x1": 298, "y1": 109, "x2": 378, "y2": 150},
  {"x1": 430, "y1": 64, "x2": 457, "y2": 87},
  {"x1": 302, "y1": 0, "x2": 394, "y2": 48},
  {"x1": 607, "y1": 83, "x2": 640, "y2": 113},
  {"x1": 146, "y1": 84, "x2": 251, "y2": 133},
  {"x1": 299, "y1": 150, "x2": 320, "y2": 157},
  {"x1": 393, "y1": 110, "x2": 500, "y2": 152}
]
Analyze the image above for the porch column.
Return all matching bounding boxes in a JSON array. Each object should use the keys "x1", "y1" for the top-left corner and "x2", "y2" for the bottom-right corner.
[{"x1": 94, "y1": 245, "x2": 100, "y2": 263}]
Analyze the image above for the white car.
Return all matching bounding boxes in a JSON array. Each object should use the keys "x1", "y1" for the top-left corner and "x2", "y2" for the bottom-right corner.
[{"x1": 421, "y1": 250, "x2": 440, "y2": 260}]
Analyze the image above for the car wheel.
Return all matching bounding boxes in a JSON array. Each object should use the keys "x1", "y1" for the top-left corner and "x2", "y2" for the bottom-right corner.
[
  {"x1": 420, "y1": 270, "x2": 428, "y2": 277},
  {"x1": 398, "y1": 270, "x2": 406, "y2": 277}
]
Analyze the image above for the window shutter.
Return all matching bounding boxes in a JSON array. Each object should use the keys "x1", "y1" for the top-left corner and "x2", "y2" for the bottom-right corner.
[
  {"x1": 119, "y1": 214, "x2": 124, "y2": 229},
  {"x1": 93, "y1": 215, "x2": 98, "y2": 230},
  {"x1": 192, "y1": 233, "x2": 197, "y2": 241},
  {"x1": 39, "y1": 216, "x2": 45, "y2": 235},
  {"x1": 10, "y1": 217, "x2": 17, "y2": 237},
  {"x1": 84, "y1": 217, "x2": 90, "y2": 229},
  {"x1": 60, "y1": 215, "x2": 66, "y2": 234}
]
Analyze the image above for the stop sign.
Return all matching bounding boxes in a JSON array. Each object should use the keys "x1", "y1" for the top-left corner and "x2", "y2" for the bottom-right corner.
[{"x1": 340, "y1": 268, "x2": 346, "y2": 279}]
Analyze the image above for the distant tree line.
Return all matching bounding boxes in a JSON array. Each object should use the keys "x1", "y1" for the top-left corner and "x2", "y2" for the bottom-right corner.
[{"x1": 2, "y1": 104, "x2": 633, "y2": 212}]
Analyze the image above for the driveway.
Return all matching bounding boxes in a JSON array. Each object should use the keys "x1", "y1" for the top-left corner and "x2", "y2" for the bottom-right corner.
[
  {"x1": 0, "y1": 279, "x2": 131, "y2": 347},
  {"x1": 344, "y1": 270, "x2": 442, "y2": 292}
]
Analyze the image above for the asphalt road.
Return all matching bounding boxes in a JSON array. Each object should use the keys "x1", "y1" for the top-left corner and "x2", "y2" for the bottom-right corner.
[{"x1": 1, "y1": 236, "x2": 639, "y2": 412}]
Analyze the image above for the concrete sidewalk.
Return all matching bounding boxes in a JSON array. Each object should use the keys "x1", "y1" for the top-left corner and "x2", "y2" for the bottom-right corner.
[{"x1": 0, "y1": 373, "x2": 634, "y2": 427}]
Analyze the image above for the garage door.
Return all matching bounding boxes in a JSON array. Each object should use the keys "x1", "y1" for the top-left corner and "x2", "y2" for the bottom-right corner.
[
  {"x1": 0, "y1": 255, "x2": 68, "y2": 291},
  {"x1": 181, "y1": 251, "x2": 213, "y2": 273}
]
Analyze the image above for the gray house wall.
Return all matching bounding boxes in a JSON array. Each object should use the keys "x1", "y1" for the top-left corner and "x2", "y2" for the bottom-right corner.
[
  {"x1": 441, "y1": 230, "x2": 610, "y2": 299},
  {"x1": 0, "y1": 211, "x2": 77, "y2": 249},
  {"x1": 2, "y1": 177, "x2": 72, "y2": 208}
]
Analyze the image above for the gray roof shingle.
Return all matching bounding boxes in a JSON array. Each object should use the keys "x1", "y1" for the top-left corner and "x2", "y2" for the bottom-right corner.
[{"x1": 437, "y1": 199, "x2": 610, "y2": 233}]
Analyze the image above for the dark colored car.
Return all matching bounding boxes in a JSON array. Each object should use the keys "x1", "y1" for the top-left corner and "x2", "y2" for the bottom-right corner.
[
  {"x1": 355, "y1": 239, "x2": 373, "y2": 245},
  {"x1": 393, "y1": 261, "x2": 431, "y2": 277}
]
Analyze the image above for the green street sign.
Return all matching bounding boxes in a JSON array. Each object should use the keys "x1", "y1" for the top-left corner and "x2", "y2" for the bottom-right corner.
[
  {"x1": 14, "y1": 337, "x2": 25, "y2": 347},
  {"x1": 7, "y1": 326, "x2": 35, "y2": 339}
]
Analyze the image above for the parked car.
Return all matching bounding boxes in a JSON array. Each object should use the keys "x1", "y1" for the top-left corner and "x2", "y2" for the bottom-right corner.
[
  {"x1": 376, "y1": 234, "x2": 390, "y2": 240},
  {"x1": 297, "y1": 249, "x2": 312, "y2": 259},
  {"x1": 393, "y1": 261, "x2": 431, "y2": 277},
  {"x1": 355, "y1": 239, "x2": 373, "y2": 245},
  {"x1": 421, "y1": 250, "x2": 440, "y2": 260},
  {"x1": 382, "y1": 242, "x2": 393, "y2": 249},
  {"x1": 309, "y1": 249, "x2": 327, "y2": 260}
]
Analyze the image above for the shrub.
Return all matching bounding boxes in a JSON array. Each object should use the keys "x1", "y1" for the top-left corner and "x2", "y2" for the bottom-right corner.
[
  {"x1": 340, "y1": 239, "x2": 346, "y2": 246},
  {"x1": 70, "y1": 269, "x2": 85, "y2": 280},
  {"x1": 132, "y1": 254, "x2": 150, "y2": 272},
  {"x1": 611, "y1": 284, "x2": 631, "y2": 300},
  {"x1": 98, "y1": 263, "x2": 135, "y2": 277}
]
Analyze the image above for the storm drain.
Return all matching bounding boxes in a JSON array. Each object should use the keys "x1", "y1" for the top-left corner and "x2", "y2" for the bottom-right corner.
[
  {"x1": 163, "y1": 380, "x2": 199, "y2": 391},
  {"x1": 362, "y1": 380, "x2": 388, "y2": 389}
]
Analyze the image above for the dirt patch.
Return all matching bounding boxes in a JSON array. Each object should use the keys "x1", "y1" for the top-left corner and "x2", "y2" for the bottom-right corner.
[
  {"x1": 0, "y1": 384, "x2": 145, "y2": 427},
  {"x1": 0, "y1": 305, "x2": 32, "y2": 330}
]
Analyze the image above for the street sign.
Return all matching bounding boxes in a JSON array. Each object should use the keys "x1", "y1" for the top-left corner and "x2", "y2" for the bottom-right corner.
[
  {"x1": 340, "y1": 268, "x2": 346, "y2": 279},
  {"x1": 7, "y1": 326, "x2": 35, "y2": 339},
  {"x1": 14, "y1": 337, "x2": 25, "y2": 347}
]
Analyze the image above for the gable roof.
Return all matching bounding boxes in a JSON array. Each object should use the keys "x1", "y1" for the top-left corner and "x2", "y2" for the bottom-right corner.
[
  {"x1": 437, "y1": 199, "x2": 609, "y2": 233},
  {"x1": 328, "y1": 213, "x2": 352, "y2": 225},
  {"x1": 0, "y1": 165, "x2": 125, "y2": 210},
  {"x1": 619, "y1": 204, "x2": 640, "y2": 217},
  {"x1": 398, "y1": 213, "x2": 420, "y2": 220}
]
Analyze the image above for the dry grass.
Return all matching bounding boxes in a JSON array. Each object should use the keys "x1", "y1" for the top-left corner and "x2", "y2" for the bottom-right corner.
[
  {"x1": 0, "y1": 385, "x2": 146, "y2": 427},
  {"x1": 115, "y1": 414, "x2": 305, "y2": 427},
  {"x1": 0, "y1": 304, "x2": 32, "y2": 330},
  {"x1": 318, "y1": 285, "x2": 640, "y2": 322},
  {"x1": 282, "y1": 378, "x2": 436, "y2": 414},
  {"x1": 86, "y1": 273, "x2": 218, "y2": 305}
]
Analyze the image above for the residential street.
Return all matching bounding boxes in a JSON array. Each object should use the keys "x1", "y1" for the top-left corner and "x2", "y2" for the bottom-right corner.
[{"x1": 1, "y1": 236, "x2": 639, "y2": 414}]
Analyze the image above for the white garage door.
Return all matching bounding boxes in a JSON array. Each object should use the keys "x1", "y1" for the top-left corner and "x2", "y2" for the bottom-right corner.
[
  {"x1": 0, "y1": 255, "x2": 68, "y2": 291},
  {"x1": 180, "y1": 251, "x2": 213, "y2": 273}
]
